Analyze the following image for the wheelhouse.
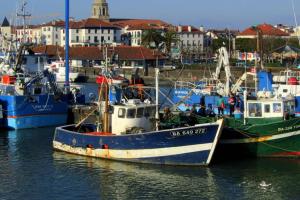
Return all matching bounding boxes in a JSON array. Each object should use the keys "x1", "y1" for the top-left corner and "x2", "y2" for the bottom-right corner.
[
  {"x1": 111, "y1": 99, "x2": 156, "y2": 135},
  {"x1": 245, "y1": 98, "x2": 295, "y2": 119}
]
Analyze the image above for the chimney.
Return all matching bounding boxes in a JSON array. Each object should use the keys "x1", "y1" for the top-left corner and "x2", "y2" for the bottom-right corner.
[
  {"x1": 188, "y1": 26, "x2": 192, "y2": 32},
  {"x1": 178, "y1": 26, "x2": 182, "y2": 33},
  {"x1": 199, "y1": 26, "x2": 204, "y2": 32}
]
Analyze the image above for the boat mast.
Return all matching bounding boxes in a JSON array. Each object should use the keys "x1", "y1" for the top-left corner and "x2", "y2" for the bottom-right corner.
[
  {"x1": 103, "y1": 81, "x2": 109, "y2": 133},
  {"x1": 17, "y1": 0, "x2": 31, "y2": 44},
  {"x1": 155, "y1": 56, "x2": 159, "y2": 131},
  {"x1": 64, "y1": 0, "x2": 70, "y2": 93},
  {"x1": 243, "y1": 90, "x2": 247, "y2": 125}
]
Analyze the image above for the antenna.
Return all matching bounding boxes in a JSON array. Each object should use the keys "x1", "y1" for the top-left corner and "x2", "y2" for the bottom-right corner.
[{"x1": 16, "y1": 0, "x2": 31, "y2": 44}]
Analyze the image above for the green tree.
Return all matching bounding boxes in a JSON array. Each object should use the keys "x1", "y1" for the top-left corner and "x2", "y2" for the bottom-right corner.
[
  {"x1": 141, "y1": 29, "x2": 164, "y2": 49},
  {"x1": 162, "y1": 30, "x2": 180, "y2": 56}
]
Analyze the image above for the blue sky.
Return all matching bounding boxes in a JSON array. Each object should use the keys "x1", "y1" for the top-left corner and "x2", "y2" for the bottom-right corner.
[{"x1": 1, "y1": 0, "x2": 300, "y2": 30}]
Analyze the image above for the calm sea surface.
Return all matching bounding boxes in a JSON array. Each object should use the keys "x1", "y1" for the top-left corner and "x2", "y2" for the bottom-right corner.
[
  {"x1": 0, "y1": 127, "x2": 300, "y2": 200},
  {"x1": 0, "y1": 84, "x2": 299, "y2": 200}
]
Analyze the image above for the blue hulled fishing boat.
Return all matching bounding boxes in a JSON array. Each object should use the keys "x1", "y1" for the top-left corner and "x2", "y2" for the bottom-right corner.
[
  {"x1": 0, "y1": 70, "x2": 68, "y2": 129},
  {"x1": 53, "y1": 68, "x2": 224, "y2": 166}
]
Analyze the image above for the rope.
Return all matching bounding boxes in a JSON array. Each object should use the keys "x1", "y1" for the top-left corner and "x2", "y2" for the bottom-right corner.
[
  {"x1": 159, "y1": 62, "x2": 186, "y2": 110},
  {"x1": 75, "y1": 79, "x2": 104, "y2": 128}
]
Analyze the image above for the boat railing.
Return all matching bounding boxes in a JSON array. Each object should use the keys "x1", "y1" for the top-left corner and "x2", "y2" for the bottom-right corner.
[{"x1": 175, "y1": 78, "x2": 216, "y2": 90}]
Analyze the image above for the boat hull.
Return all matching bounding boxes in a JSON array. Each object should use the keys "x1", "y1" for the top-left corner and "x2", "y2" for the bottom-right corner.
[
  {"x1": 0, "y1": 94, "x2": 68, "y2": 129},
  {"x1": 216, "y1": 118, "x2": 300, "y2": 158},
  {"x1": 53, "y1": 121, "x2": 223, "y2": 166}
]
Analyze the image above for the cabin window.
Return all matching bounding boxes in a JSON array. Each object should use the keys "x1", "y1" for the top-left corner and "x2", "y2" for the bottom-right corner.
[
  {"x1": 145, "y1": 106, "x2": 156, "y2": 117},
  {"x1": 118, "y1": 108, "x2": 126, "y2": 118},
  {"x1": 34, "y1": 88, "x2": 42, "y2": 95},
  {"x1": 273, "y1": 103, "x2": 282, "y2": 113},
  {"x1": 22, "y1": 58, "x2": 27, "y2": 64},
  {"x1": 264, "y1": 104, "x2": 270, "y2": 113},
  {"x1": 248, "y1": 103, "x2": 262, "y2": 117},
  {"x1": 127, "y1": 109, "x2": 136, "y2": 119},
  {"x1": 136, "y1": 108, "x2": 144, "y2": 118},
  {"x1": 284, "y1": 102, "x2": 294, "y2": 113},
  {"x1": 109, "y1": 106, "x2": 114, "y2": 114}
]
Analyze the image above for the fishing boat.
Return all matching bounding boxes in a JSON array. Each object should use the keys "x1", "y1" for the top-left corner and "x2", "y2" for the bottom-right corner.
[
  {"x1": 53, "y1": 69, "x2": 224, "y2": 166},
  {"x1": 217, "y1": 91, "x2": 300, "y2": 158},
  {"x1": 0, "y1": 70, "x2": 68, "y2": 129},
  {"x1": 170, "y1": 45, "x2": 300, "y2": 158}
]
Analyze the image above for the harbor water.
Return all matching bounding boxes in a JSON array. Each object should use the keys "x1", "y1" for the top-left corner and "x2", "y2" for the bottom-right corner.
[
  {"x1": 0, "y1": 127, "x2": 300, "y2": 200},
  {"x1": 0, "y1": 84, "x2": 300, "y2": 200}
]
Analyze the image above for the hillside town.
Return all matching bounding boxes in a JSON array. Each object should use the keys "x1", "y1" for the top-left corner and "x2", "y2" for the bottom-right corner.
[{"x1": 1, "y1": 0, "x2": 300, "y2": 71}]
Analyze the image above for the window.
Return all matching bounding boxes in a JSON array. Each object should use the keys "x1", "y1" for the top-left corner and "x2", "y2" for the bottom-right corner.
[
  {"x1": 22, "y1": 58, "x2": 27, "y2": 64},
  {"x1": 76, "y1": 36, "x2": 79, "y2": 42},
  {"x1": 145, "y1": 106, "x2": 156, "y2": 117},
  {"x1": 108, "y1": 29, "x2": 111, "y2": 34},
  {"x1": 95, "y1": 29, "x2": 97, "y2": 34},
  {"x1": 264, "y1": 104, "x2": 270, "y2": 113},
  {"x1": 76, "y1": 29, "x2": 79, "y2": 33},
  {"x1": 127, "y1": 109, "x2": 136, "y2": 118},
  {"x1": 137, "y1": 108, "x2": 144, "y2": 118},
  {"x1": 88, "y1": 29, "x2": 91, "y2": 34},
  {"x1": 108, "y1": 36, "x2": 110, "y2": 41},
  {"x1": 248, "y1": 103, "x2": 262, "y2": 117},
  {"x1": 273, "y1": 103, "x2": 282, "y2": 113},
  {"x1": 118, "y1": 108, "x2": 126, "y2": 118},
  {"x1": 94, "y1": 36, "x2": 98, "y2": 43}
]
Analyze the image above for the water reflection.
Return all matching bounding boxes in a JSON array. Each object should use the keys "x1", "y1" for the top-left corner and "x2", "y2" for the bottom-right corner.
[
  {"x1": 0, "y1": 125, "x2": 299, "y2": 200},
  {"x1": 52, "y1": 152, "x2": 300, "y2": 200},
  {"x1": 53, "y1": 152, "x2": 221, "y2": 200}
]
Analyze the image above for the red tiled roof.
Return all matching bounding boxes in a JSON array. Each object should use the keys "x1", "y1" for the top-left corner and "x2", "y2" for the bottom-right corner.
[
  {"x1": 111, "y1": 19, "x2": 170, "y2": 28},
  {"x1": 176, "y1": 26, "x2": 203, "y2": 33},
  {"x1": 40, "y1": 19, "x2": 117, "y2": 29},
  {"x1": 70, "y1": 18, "x2": 118, "y2": 29},
  {"x1": 239, "y1": 23, "x2": 289, "y2": 37},
  {"x1": 31, "y1": 45, "x2": 166, "y2": 60},
  {"x1": 32, "y1": 45, "x2": 63, "y2": 57},
  {"x1": 42, "y1": 20, "x2": 65, "y2": 27}
]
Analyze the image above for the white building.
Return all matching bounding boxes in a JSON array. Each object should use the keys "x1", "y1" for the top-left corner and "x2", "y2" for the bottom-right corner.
[
  {"x1": 111, "y1": 19, "x2": 170, "y2": 47},
  {"x1": 40, "y1": 20, "x2": 65, "y2": 46},
  {"x1": 177, "y1": 25, "x2": 204, "y2": 52},
  {"x1": 61, "y1": 18, "x2": 120, "y2": 47}
]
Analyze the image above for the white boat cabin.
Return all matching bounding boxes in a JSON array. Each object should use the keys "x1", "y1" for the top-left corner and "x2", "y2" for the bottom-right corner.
[
  {"x1": 245, "y1": 98, "x2": 295, "y2": 119},
  {"x1": 110, "y1": 99, "x2": 156, "y2": 135}
]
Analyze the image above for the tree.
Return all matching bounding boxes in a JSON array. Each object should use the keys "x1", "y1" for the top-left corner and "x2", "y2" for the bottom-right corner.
[
  {"x1": 141, "y1": 29, "x2": 164, "y2": 49},
  {"x1": 162, "y1": 30, "x2": 180, "y2": 57}
]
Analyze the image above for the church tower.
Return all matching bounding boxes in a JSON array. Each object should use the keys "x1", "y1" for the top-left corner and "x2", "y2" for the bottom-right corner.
[{"x1": 91, "y1": 0, "x2": 110, "y2": 21}]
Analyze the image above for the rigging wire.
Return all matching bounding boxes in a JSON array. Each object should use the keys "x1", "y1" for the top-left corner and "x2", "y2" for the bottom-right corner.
[{"x1": 292, "y1": 0, "x2": 300, "y2": 46}]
